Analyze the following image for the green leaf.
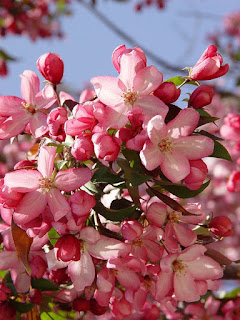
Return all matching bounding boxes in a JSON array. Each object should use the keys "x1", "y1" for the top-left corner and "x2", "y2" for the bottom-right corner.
[
  {"x1": 193, "y1": 226, "x2": 211, "y2": 236},
  {"x1": 48, "y1": 228, "x2": 60, "y2": 246},
  {"x1": 31, "y1": 278, "x2": 59, "y2": 291},
  {"x1": 0, "y1": 49, "x2": 16, "y2": 61},
  {"x1": 165, "y1": 76, "x2": 185, "y2": 86},
  {"x1": 41, "y1": 312, "x2": 69, "y2": 320},
  {"x1": 210, "y1": 141, "x2": 232, "y2": 161},
  {"x1": 10, "y1": 301, "x2": 34, "y2": 313},
  {"x1": 56, "y1": 160, "x2": 68, "y2": 170},
  {"x1": 195, "y1": 109, "x2": 219, "y2": 127},
  {"x1": 92, "y1": 163, "x2": 125, "y2": 186},
  {"x1": 221, "y1": 287, "x2": 240, "y2": 299},
  {"x1": 154, "y1": 180, "x2": 210, "y2": 199},
  {"x1": 0, "y1": 270, "x2": 7, "y2": 279},
  {"x1": 94, "y1": 202, "x2": 137, "y2": 222}
]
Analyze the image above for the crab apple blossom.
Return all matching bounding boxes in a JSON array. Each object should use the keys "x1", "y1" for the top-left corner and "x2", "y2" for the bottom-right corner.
[
  {"x1": 55, "y1": 235, "x2": 81, "y2": 262},
  {"x1": 37, "y1": 52, "x2": 64, "y2": 84},
  {"x1": 3, "y1": 146, "x2": 92, "y2": 224},
  {"x1": 190, "y1": 45, "x2": 229, "y2": 81},
  {"x1": 71, "y1": 133, "x2": 94, "y2": 161},
  {"x1": 0, "y1": 70, "x2": 56, "y2": 139},
  {"x1": 210, "y1": 216, "x2": 233, "y2": 237},
  {"x1": 188, "y1": 85, "x2": 215, "y2": 109},
  {"x1": 91, "y1": 48, "x2": 168, "y2": 129},
  {"x1": 140, "y1": 108, "x2": 214, "y2": 182},
  {"x1": 183, "y1": 159, "x2": 208, "y2": 190},
  {"x1": 155, "y1": 245, "x2": 223, "y2": 302}
]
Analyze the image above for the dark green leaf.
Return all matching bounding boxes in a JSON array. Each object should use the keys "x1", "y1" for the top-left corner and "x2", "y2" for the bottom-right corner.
[
  {"x1": 31, "y1": 278, "x2": 59, "y2": 291},
  {"x1": 94, "y1": 202, "x2": 138, "y2": 222},
  {"x1": 210, "y1": 141, "x2": 232, "y2": 161},
  {"x1": 157, "y1": 180, "x2": 211, "y2": 199},
  {"x1": 195, "y1": 109, "x2": 219, "y2": 127},
  {"x1": 92, "y1": 163, "x2": 125, "y2": 186},
  {"x1": 10, "y1": 301, "x2": 34, "y2": 313}
]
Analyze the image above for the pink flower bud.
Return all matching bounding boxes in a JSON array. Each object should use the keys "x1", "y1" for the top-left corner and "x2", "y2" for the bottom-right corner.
[
  {"x1": 184, "y1": 160, "x2": 208, "y2": 190},
  {"x1": 69, "y1": 190, "x2": 96, "y2": 217},
  {"x1": 37, "y1": 52, "x2": 64, "y2": 84},
  {"x1": 227, "y1": 170, "x2": 240, "y2": 192},
  {"x1": 73, "y1": 297, "x2": 90, "y2": 312},
  {"x1": 189, "y1": 85, "x2": 215, "y2": 109},
  {"x1": 209, "y1": 216, "x2": 233, "y2": 237},
  {"x1": 190, "y1": 45, "x2": 229, "y2": 81},
  {"x1": 47, "y1": 107, "x2": 68, "y2": 142},
  {"x1": 55, "y1": 235, "x2": 81, "y2": 262},
  {"x1": 121, "y1": 220, "x2": 143, "y2": 241},
  {"x1": 29, "y1": 289, "x2": 42, "y2": 304},
  {"x1": 153, "y1": 81, "x2": 181, "y2": 104},
  {"x1": 92, "y1": 133, "x2": 120, "y2": 162},
  {"x1": 0, "y1": 284, "x2": 11, "y2": 302},
  {"x1": 0, "y1": 59, "x2": 8, "y2": 77},
  {"x1": 71, "y1": 134, "x2": 94, "y2": 161},
  {"x1": 30, "y1": 255, "x2": 48, "y2": 279}
]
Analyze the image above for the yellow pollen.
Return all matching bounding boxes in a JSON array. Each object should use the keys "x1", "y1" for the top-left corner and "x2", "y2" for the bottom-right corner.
[
  {"x1": 168, "y1": 211, "x2": 181, "y2": 224},
  {"x1": 122, "y1": 90, "x2": 138, "y2": 106},
  {"x1": 172, "y1": 260, "x2": 188, "y2": 275},
  {"x1": 39, "y1": 178, "x2": 53, "y2": 193},
  {"x1": 21, "y1": 102, "x2": 35, "y2": 114},
  {"x1": 158, "y1": 137, "x2": 172, "y2": 154}
]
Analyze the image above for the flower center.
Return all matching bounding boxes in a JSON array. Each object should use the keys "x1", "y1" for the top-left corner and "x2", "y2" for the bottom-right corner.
[
  {"x1": 158, "y1": 137, "x2": 172, "y2": 154},
  {"x1": 39, "y1": 178, "x2": 53, "y2": 193},
  {"x1": 172, "y1": 260, "x2": 188, "y2": 275},
  {"x1": 133, "y1": 239, "x2": 144, "y2": 247},
  {"x1": 168, "y1": 211, "x2": 181, "y2": 225},
  {"x1": 21, "y1": 102, "x2": 35, "y2": 114},
  {"x1": 122, "y1": 90, "x2": 138, "y2": 106}
]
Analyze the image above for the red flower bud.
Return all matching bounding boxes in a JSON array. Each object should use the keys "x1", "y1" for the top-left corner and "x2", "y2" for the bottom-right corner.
[
  {"x1": 37, "y1": 52, "x2": 64, "y2": 84},
  {"x1": 29, "y1": 289, "x2": 42, "y2": 304},
  {"x1": 189, "y1": 85, "x2": 215, "y2": 109},
  {"x1": 210, "y1": 216, "x2": 233, "y2": 237},
  {"x1": 153, "y1": 81, "x2": 181, "y2": 104},
  {"x1": 55, "y1": 235, "x2": 81, "y2": 262},
  {"x1": 73, "y1": 297, "x2": 90, "y2": 312}
]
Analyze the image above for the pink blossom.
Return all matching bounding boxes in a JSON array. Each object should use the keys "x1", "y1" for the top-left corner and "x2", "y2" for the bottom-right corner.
[
  {"x1": 91, "y1": 47, "x2": 168, "y2": 128},
  {"x1": 47, "y1": 106, "x2": 68, "y2": 142},
  {"x1": 0, "y1": 70, "x2": 56, "y2": 139},
  {"x1": 184, "y1": 159, "x2": 208, "y2": 190},
  {"x1": 92, "y1": 132, "x2": 121, "y2": 162},
  {"x1": 71, "y1": 133, "x2": 94, "y2": 161},
  {"x1": 227, "y1": 170, "x2": 240, "y2": 192},
  {"x1": 210, "y1": 216, "x2": 233, "y2": 237},
  {"x1": 140, "y1": 108, "x2": 214, "y2": 182},
  {"x1": 190, "y1": 45, "x2": 229, "y2": 81},
  {"x1": 4, "y1": 146, "x2": 92, "y2": 224},
  {"x1": 155, "y1": 245, "x2": 223, "y2": 302},
  {"x1": 220, "y1": 113, "x2": 240, "y2": 142}
]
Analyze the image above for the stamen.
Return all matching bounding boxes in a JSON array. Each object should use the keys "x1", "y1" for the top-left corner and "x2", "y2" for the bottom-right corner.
[
  {"x1": 122, "y1": 90, "x2": 138, "y2": 106},
  {"x1": 21, "y1": 102, "x2": 35, "y2": 114},
  {"x1": 39, "y1": 178, "x2": 53, "y2": 193},
  {"x1": 158, "y1": 137, "x2": 173, "y2": 154}
]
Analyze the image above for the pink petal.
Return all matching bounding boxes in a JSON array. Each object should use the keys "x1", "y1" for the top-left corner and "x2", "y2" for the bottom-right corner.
[
  {"x1": 146, "y1": 202, "x2": 167, "y2": 227},
  {"x1": 91, "y1": 76, "x2": 124, "y2": 106},
  {"x1": 37, "y1": 146, "x2": 56, "y2": 178},
  {"x1": 187, "y1": 256, "x2": 223, "y2": 280},
  {"x1": 161, "y1": 150, "x2": 190, "y2": 183},
  {"x1": 167, "y1": 108, "x2": 200, "y2": 138},
  {"x1": 155, "y1": 270, "x2": 173, "y2": 301},
  {"x1": 11, "y1": 265, "x2": 31, "y2": 293},
  {"x1": 174, "y1": 272, "x2": 200, "y2": 302},
  {"x1": 173, "y1": 224, "x2": 197, "y2": 247},
  {"x1": 140, "y1": 140, "x2": 163, "y2": 171},
  {"x1": 136, "y1": 95, "x2": 169, "y2": 119},
  {"x1": 174, "y1": 136, "x2": 214, "y2": 160},
  {"x1": 20, "y1": 70, "x2": 40, "y2": 105},
  {"x1": 4, "y1": 170, "x2": 42, "y2": 192},
  {"x1": 0, "y1": 96, "x2": 25, "y2": 116},
  {"x1": 35, "y1": 85, "x2": 56, "y2": 110},
  {"x1": 47, "y1": 189, "x2": 71, "y2": 221},
  {"x1": 29, "y1": 112, "x2": 48, "y2": 138},
  {"x1": 54, "y1": 168, "x2": 92, "y2": 192},
  {"x1": 0, "y1": 251, "x2": 18, "y2": 269},
  {"x1": 87, "y1": 236, "x2": 131, "y2": 260},
  {"x1": 133, "y1": 66, "x2": 163, "y2": 95},
  {"x1": 147, "y1": 115, "x2": 167, "y2": 145},
  {"x1": 178, "y1": 244, "x2": 206, "y2": 261},
  {"x1": 68, "y1": 251, "x2": 95, "y2": 291},
  {"x1": 80, "y1": 227, "x2": 101, "y2": 245},
  {"x1": 116, "y1": 269, "x2": 140, "y2": 291},
  {"x1": 0, "y1": 114, "x2": 30, "y2": 139},
  {"x1": 46, "y1": 249, "x2": 68, "y2": 271},
  {"x1": 13, "y1": 191, "x2": 47, "y2": 224}
]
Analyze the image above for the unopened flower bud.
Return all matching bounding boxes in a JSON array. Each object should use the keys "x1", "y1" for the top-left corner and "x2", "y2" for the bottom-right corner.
[
  {"x1": 73, "y1": 297, "x2": 90, "y2": 312},
  {"x1": 30, "y1": 255, "x2": 48, "y2": 279},
  {"x1": 189, "y1": 85, "x2": 214, "y2": 109},
  {"x1": 29, "y1": 289, "x2": 42, "y2": 304},
  {"x1": 55, "y1": 235, "x2": 81, "y2": 262},
  {"x1": 210, "y1": 216, "x2": 233, "y2": 237},
  {"x1": 154, "y1": 81, "x2": 181, "y2": 104},
  {"x1": 37, "y1": 52, "x2": 64, "y2": 84}
]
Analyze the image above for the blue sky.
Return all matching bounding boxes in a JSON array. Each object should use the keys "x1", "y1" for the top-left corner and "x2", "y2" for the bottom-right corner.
[{"x1": 0, "y1": 0, "x2": 239, "y2": 98}]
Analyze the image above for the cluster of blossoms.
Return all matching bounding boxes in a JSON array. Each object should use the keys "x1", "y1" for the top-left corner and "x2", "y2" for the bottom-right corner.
[
  {"x1": 0, "y1": 0, "x2": 70, "y2": 76},
  {"x1": 0, "y1": 45, "x2": 237, "y2": 319}
]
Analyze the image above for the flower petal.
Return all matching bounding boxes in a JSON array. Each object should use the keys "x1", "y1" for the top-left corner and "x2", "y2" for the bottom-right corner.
[
  {"x1": 20, "y1": 70, "x2": 40, "y2": 105},
  {"x1": 140, "y1": 140, "x2": 163, "y2": 171},
  {"x1": 187, "y1": 256, "x2": 223, "y2": 280},
  {"x1": 29, "y1": 112, "x2": 48, "y2": 138},
  {"x1": 0, "y1": 96, "x2": 25, "y2": 116},
  {"x1": 54, "y1": 168, "x2": 92, "y2": 192},
  {"x1": 4, "y1": 170, "x2": 42, "y2": 192},
  {"x1": 133, "y1": 65, "x2": 163, "y2": 95},
  {"x1": 137, "y1": 95, "x2": 169, "y2": 119},
  {"x1": 174, "y1": 272, "x2": 200, "y2": 302},
  {"x1": 47, "y1": 189, "x2": 71, "y2": 221},
  {"x1": 37, "y1": 146, "x2": 56, "y2": 178},
  {"x1": 0, "y1": 114, "x2": 30, "y2": 139}
]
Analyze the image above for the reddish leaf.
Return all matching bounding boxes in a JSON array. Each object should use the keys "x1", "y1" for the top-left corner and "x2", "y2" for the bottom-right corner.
[{"x1": 11, "y1": 220, "x2": 33, "y2": 275}]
